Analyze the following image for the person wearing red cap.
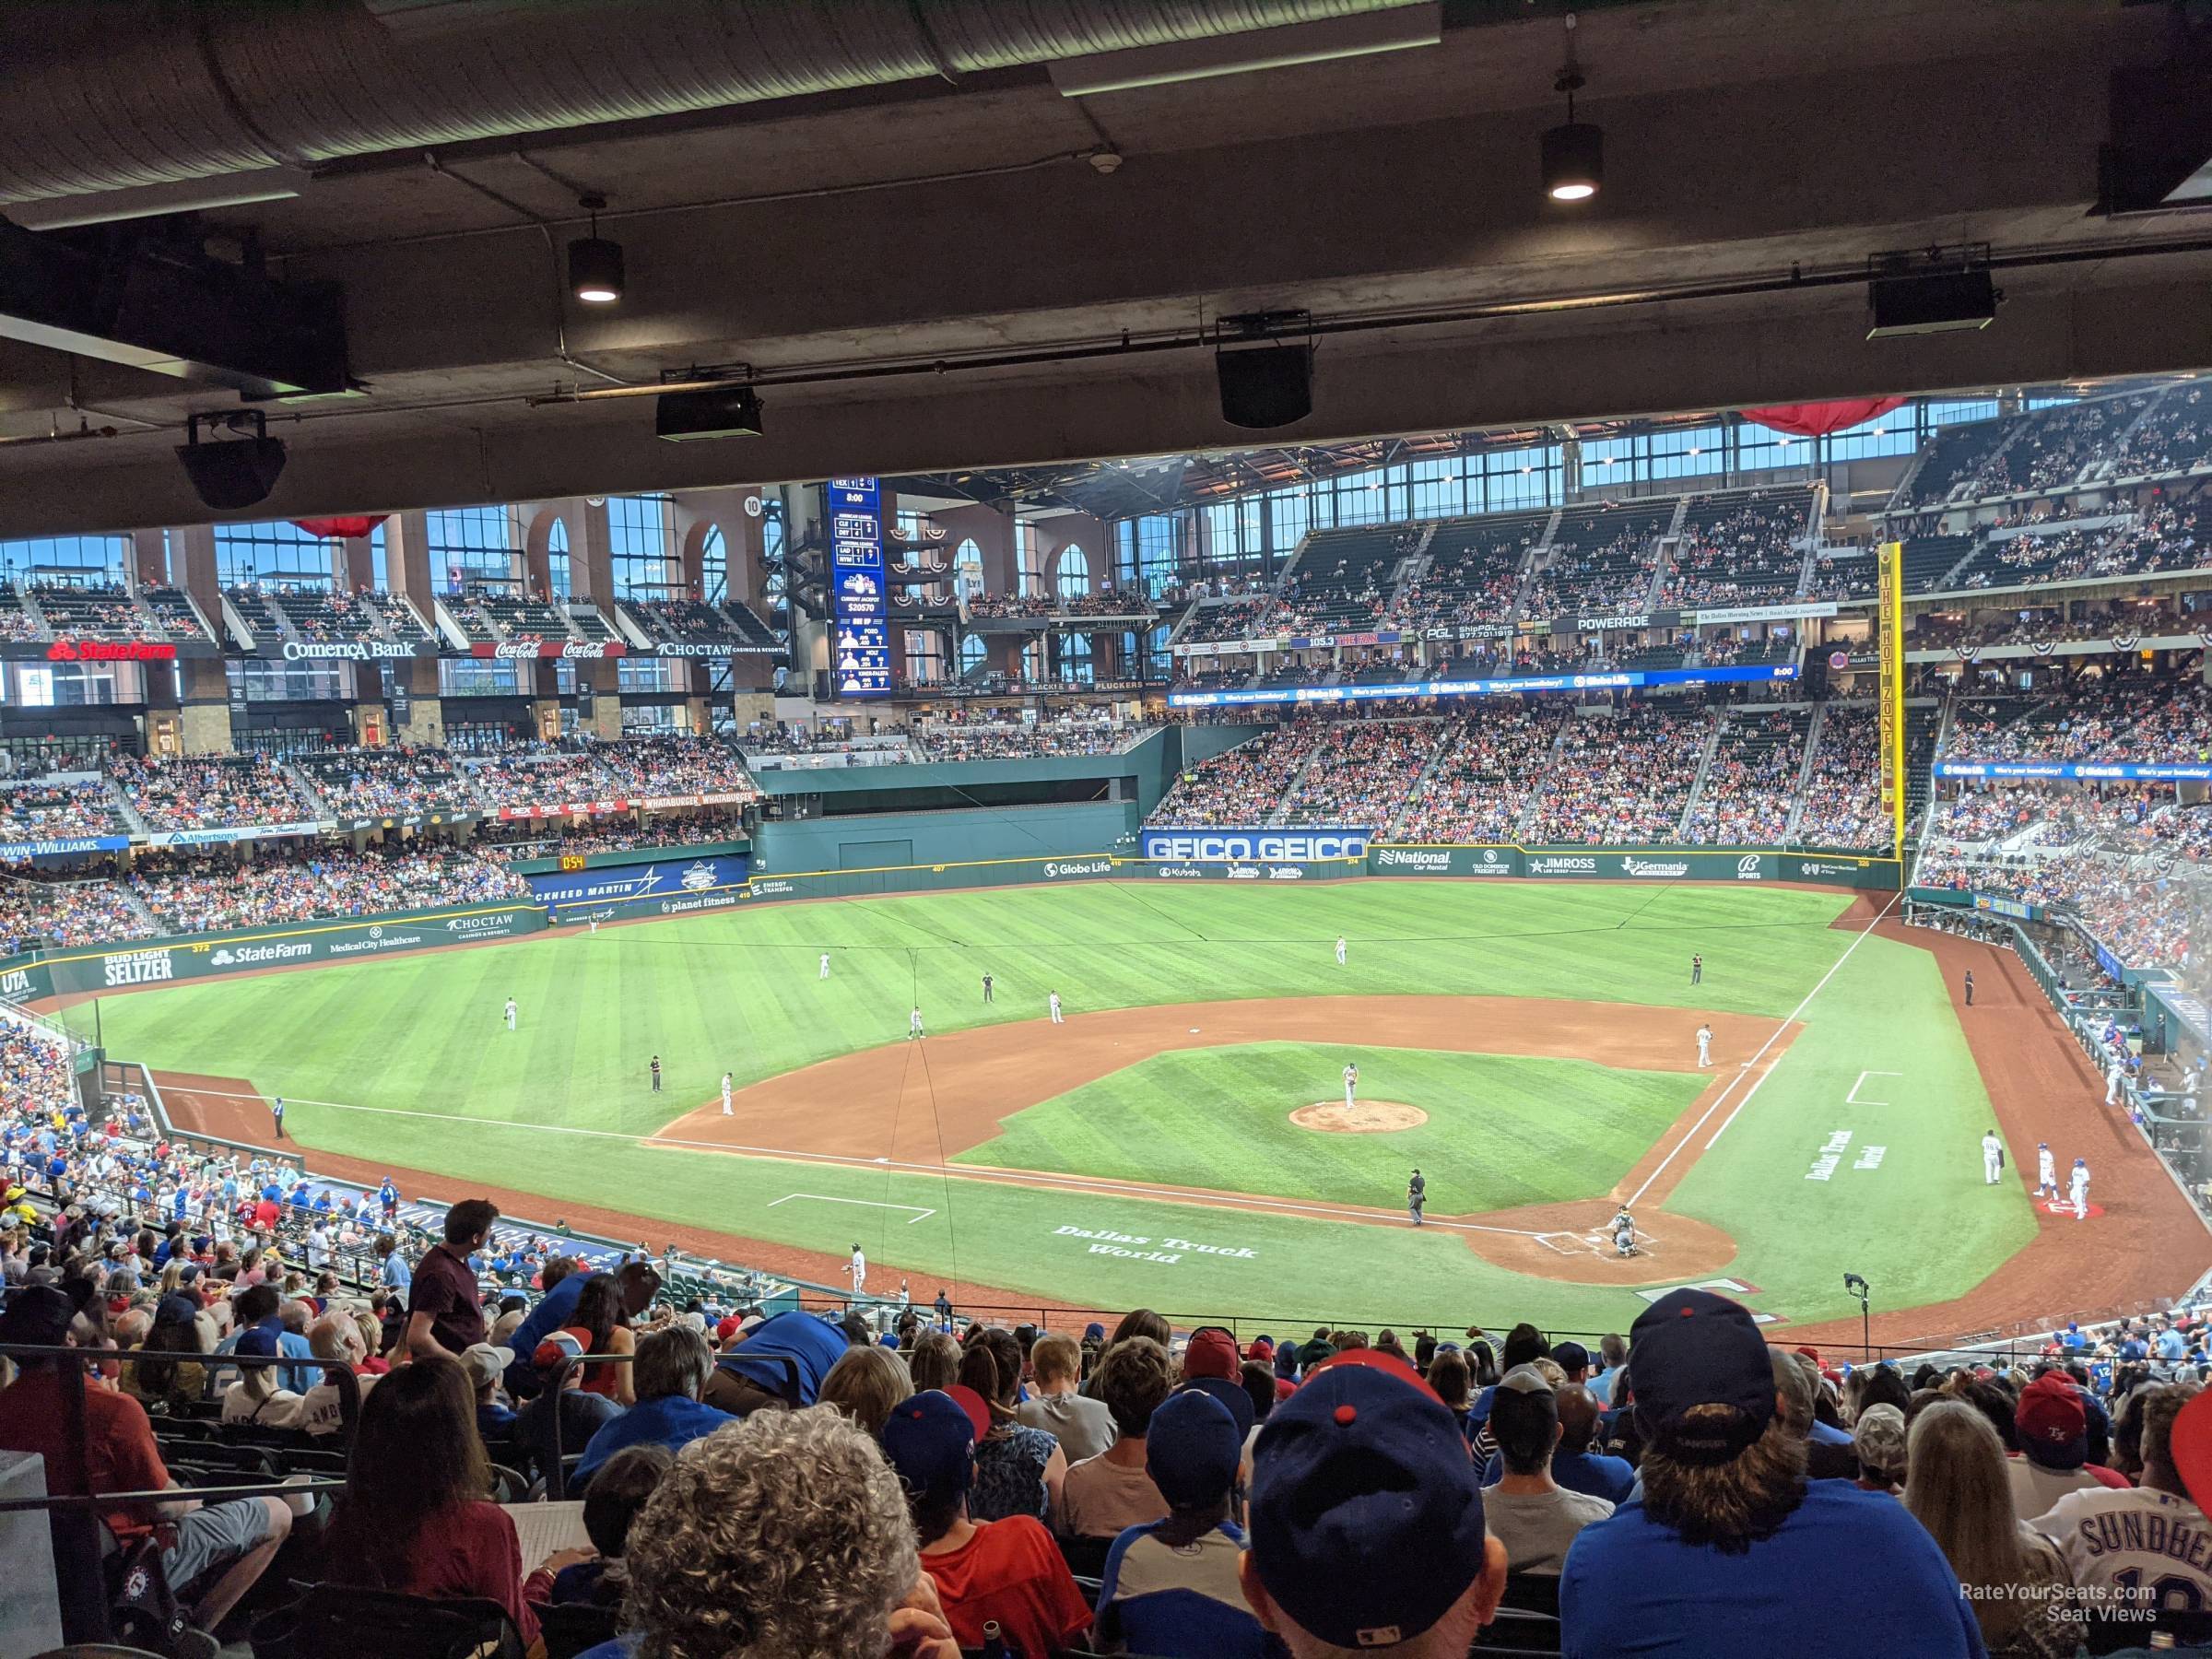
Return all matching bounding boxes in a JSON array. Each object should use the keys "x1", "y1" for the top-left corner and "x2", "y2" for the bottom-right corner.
[
  {"x1": 1559, "y1": 1289, "x2": 1982, "y2": 1657},
  {"x1": 2007, "y1": 1371, "x2": 2107, "y2": 1520},
  {"x1": 2033, "y1": 1383, "x2": 2212, "y2": 1621}
]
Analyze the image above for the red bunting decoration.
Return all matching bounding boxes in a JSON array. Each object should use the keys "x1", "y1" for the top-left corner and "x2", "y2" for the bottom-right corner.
[{"x1": 1739, "y1": 397, "x2": 1907, "y2": 439}]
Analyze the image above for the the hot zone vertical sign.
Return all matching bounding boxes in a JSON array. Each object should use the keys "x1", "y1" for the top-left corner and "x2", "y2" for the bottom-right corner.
[{"x1": 1876, "y1": 540, "x2": 1905, "y2": 855}]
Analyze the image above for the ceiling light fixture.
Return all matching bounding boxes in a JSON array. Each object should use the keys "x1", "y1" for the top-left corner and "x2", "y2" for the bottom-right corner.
[
  {"x1": 1541, "y1": 14, "x2": 1602, "y2": 204},
  {"x1": 568, "y1": 194, "x2": 623, "y2": 305}
]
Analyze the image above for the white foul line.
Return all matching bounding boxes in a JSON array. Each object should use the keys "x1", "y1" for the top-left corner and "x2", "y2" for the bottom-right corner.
[
  {"x1": 1845, "y1": 1069, "x2": 1903, "y2": 1107},
  {"x1": 1621, "y1": 890, "x2": 1901, "y2": 1197},
  {"x1": 171, "y1": 1088, "x2": 1553, "y2": 1238},
  {"x1": 769, "y1": 1194, "x2": 936, "y2": 1224}
]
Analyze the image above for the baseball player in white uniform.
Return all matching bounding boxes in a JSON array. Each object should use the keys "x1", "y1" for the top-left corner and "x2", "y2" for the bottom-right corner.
[
  {"x1": 1695, "y1": 1023, "x2": 1712, "y2": 1068},
  {"x1": 1982, "y1": 1129, "x2": 2005, "y2": 1185},
  {"x1": 2037, "y1": 1142, "x2": 2057, "y2": 1202},
  {"x1": 2106, "y1": 1058, "x2": 2124, "y2": 1105},
  {"x1": 1343, "y1": 1062, "x2": 1359, "y2": 1109},
  {"x1": 1049, "y1": 992, "x2": 1064, "y2": 1025},
  {"x1": 721, "y1": 1072, "x2": 734, "y2": 1116},
  {"x1": 819, "y1": 952, "x2": 831, "y2": 980},
  {"x1": 1335, "y1": 935, "x2": 1347, "y2": 967},
  {"x1": 504, "y1": 997, "x2": 517, "y2": 1031},
  {"x1": 849, "y1": 1244, "x2": 866, "y2": 1296},
  {"x1": 2070, "y1": 1157, "x2": 2090, "y2": 1219},
  {"x1": 909, "y1": 1006, "x2": 924, "y2": 1040}
]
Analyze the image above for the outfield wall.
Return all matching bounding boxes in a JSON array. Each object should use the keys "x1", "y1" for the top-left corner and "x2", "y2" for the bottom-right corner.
[{"x1": 0, "y1": 837, "x2": 1899, "y2": 1005}]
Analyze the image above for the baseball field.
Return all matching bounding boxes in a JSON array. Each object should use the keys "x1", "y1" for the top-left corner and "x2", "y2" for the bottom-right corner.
[{"x1": 63, "y1": 878, "x2": 2203, "y2": 1343}]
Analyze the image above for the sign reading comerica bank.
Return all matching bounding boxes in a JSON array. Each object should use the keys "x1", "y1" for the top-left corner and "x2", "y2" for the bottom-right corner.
[{"x1": 1140, "y1": 828, "x2": 1371, "y2": 863}]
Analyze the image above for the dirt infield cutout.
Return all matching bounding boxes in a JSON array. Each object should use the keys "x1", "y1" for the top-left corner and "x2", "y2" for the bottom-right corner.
[{"x1": 1291, "y1": 1100, "x2": 1430, "y2": 1134}]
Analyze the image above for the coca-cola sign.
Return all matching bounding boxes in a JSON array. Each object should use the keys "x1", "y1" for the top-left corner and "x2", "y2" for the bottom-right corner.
[{"x1": 471, "y1": 641, "x2": 627, "y2": 660}]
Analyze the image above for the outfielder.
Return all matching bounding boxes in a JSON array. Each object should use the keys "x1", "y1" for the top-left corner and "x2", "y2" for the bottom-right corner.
[
  {"x1": 909, "y1": 1006, "x2": 924, "y2": 1041},
  {"x1": 1343, "y1": 1062, "x2": 1359, "y2": 1110},
  {"x1": 1695, "y1": 1023, "x2": 1712, "y2": 1068},
  {"x1": 2070, "y1": 1157, "x2": 2091, "y2": 1219},
  {"x1": 721, "y1": 1072, "x2": 734, "y2": 1116},
  {"x1": 819, "y1": 951, "x2": 831, "y2": 980},
  {"x1": 1982, "y1": 1128, "x2": 2005, "y2": 1185},
  {"x1": 504, "y1": 996, "x2": 518, "y2": 1031},
  {"x1": 1335, "y1": 935, "x2": 1347, "y2": 968},
  {"x1": 1048, "y1": 991, "x2": 1064, "y2": 1025},
  {"x1": 2037, "y1": 1141, "x2": 2058, "y2": 1202},
  {"x1": 1690, "y1": 953, "x2": 1702, "y2": 985}
]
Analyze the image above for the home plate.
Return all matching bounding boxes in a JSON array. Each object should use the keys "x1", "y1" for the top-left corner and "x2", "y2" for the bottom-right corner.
[{"x1": 1189, "y1": 1027, "x2": 1201, "y2": 1033}]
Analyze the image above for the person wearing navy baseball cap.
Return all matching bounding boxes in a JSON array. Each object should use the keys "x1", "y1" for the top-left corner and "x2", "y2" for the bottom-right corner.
[
  {"x1": 880, "y1": 1392, "x2": 1092, "y2": 1656},
  {"x1": 1241, "y1": 1350, "x2": 1507, "y2": 1653},
  {"x1": 1558, "y1": 1289, "x2": 1983, "y2": 1658}
]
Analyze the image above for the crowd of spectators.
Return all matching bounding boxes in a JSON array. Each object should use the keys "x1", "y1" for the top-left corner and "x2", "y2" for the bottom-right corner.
[
  {"x1": 587, "y1": 735, "x2": 754, "y2": 800},
  {"x1": 477, "y1": 808, "x2": 750, "y2": 863},
  {"x1": 1148, "y1": 724, "x2": 1328, "y2": 825},
  {"x1": 1522, "y1": 524, "x2": 1663, "y2": 618},
  {"x1": 130, "y1": 845, "x2": 525, "y2": 934},
  {"x1": 295, "y1": 747, "x2": 477, "y2": 820},
  {"x1": 31, "y1": 580, "x2": 147, "y2": 638},
  {"x1": 1793, "y1": 707, "x2": 1884, "y2": 848},
  {"x1": 1946, "y1": 678, "x2": 2212, "y2": 766},
  {"x1": 0, "y1": 874, "x2": 152, "y2": 954},
  {"x1": 1396, "y1": 706, "x2": 1565, "y2": 841},
  {"x1": 2113, "y1": 383, "x2": 2212, "y2": 477},
  {"x1": 1660, "y1": 493, "x2": 1809, "y2": 609},
  {"x1": 1277, "y1": 719, "x2": 1441, "y2": 827},
  {"x1": 1681, "y1": 708, "x2": 1806, "y2": 844},
  {"x1": 914, "y1": 716, "x2": 1135, "y2": 761},
  {"x1": 1959, "y1": 500, "x2": 2210, "y2": 589},
  {"x1": 0, "y1": 777, "x2": 127, "y2": 843},
  {"x1": 108, "y1": 754, "x2": 317, "y2": 832},
  {"x1": 1524, "y1": 705, "x2": 1709, "y2": 842}
]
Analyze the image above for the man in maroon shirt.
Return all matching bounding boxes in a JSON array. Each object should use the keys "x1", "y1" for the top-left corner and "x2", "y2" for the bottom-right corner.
[
  {"x1": 0, "y1": 1284, "x2": 291, "y2": 1630},
  {"x1": 406, "y1": 1198, "x2": 498, "y2": 1360}
]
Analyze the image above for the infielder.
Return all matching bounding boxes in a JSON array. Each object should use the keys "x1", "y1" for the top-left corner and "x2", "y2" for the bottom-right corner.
[
  {"x1": 2070, "y1": 1157, "x2": 2090, "y2": 1219},
  {"x1": 909, "y1": 1006, "x2": 924, "y2": 1040},
  {"x1": 1690, "y1": 954, "x2": 1702, "y2": 985},
  {"x1": 1982, "y1": 1128, "x2": 2005, "y2": 1185},
  {"x1": 721, "y1": 1072, "x2": 734, "y2": 1116},
  {"x1": 982, "y1": 972, "x2": 994, "y2": 1005},
  {"x1": 1048, "y1": 991, "x2": 1064, "y2": 1025},
  {"x1": 849, "y1": 1243, "x2": 866, "y2": 1295},
  {"x1": 2037, "y1": 1141, "x2": 2058, "y2": 1201},
  {"x1": 819, "y1": 951, "x2": 831, "y2": 980},
  {"x1": 1335, "y1": 935, "x2": 1347, "y2": 968},
  {"x1": 504, "y1": 996, "x2": 517, "y2": 1031},
  {"x1": 1343, "y1": 1062, "x2": 1359, "y2": 1110},
  {"x1": 1695, "y1": 1023, "x2": 1712, "y2": 1068}
]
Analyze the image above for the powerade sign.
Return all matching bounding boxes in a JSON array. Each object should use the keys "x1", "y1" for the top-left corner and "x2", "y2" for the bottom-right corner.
[
  {"x1": 526, "y1": 855, "x2": 749, "y2": 909},
  {"x1": 828, "y1": 477, "x2": 889, "y2": 699},
  {"x1": 1937, "y1": 760, "x2": 2212, "y2": 782},
  {"x1": 1140, "y1": 828, "x2": 1371, "y2": 863},
  {"x1": 1168, "y1": 661, "x2": 1797, "y2": 710}
]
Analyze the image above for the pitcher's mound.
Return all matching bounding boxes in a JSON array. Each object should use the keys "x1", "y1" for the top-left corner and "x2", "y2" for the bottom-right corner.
[{"x1": 1292, "y1": 1100, "x2": 1429, "y2": 1134}]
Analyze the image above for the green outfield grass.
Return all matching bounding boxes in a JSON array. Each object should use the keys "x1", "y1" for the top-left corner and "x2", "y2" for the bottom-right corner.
[
  {"x1": 71, "y1": 880, "x2": 2036, "y2": 1328},
  {"x1": 954, "y1": 1042, "x2": 1705, "y2": 1213}
]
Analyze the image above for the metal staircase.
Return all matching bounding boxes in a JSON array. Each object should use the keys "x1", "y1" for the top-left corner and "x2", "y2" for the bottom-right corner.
[
  {"x1": 1792, "y1": 485, "x2": 1830, "y2": 599},
  {"x1": 1782, "y1": 703, "x2": 1827, "y2": 842},
  {"x1": 103, "y1": 776, "x2": 148, "y2": 838},
  {"x1": 1673, "y1": 711, "x2": 1725, "y2": 840},
  {"x1": 1504, "y1": 511, "x2": 1565, "y2": 626},
  {"x1": 1510, "y1": 716, "x2": 1574, "y2": 840},
  {"x1": 1386, "y1": 718, "x2": 1460, "y2": 839}
]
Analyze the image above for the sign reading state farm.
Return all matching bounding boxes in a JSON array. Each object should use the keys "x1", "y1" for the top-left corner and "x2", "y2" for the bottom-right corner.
[
  {"x1": 48, "y1": 639, "x2": 176, "y2": 662},
  {"x1": 1140, "y1": 828, "x2": 1371, "y2": 864}
]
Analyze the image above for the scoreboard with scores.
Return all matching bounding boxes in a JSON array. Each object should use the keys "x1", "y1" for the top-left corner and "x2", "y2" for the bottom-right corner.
[{"x1": 829, "y1": 477, "x2": 890, "y2": 699}]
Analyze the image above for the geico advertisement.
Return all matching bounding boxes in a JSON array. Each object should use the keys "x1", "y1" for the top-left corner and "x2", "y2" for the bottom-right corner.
[{"x1": 1140, "y1": 828, "x2": 1371, "y2": 863}]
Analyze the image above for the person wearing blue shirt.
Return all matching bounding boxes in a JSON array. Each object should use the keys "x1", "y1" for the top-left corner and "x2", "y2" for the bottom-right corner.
[
  {"x1": 1559, "y1": 1289, "x2": 1983, "y2": 1659},
  {"x1": 225, "y1": 1284, "x2": 319, "y2": 1394},
  {"x1": 1096, "y1": 1390, "x2": 1280, "y2": 1658},
  {"x1": 378, "y1": 1233, "x2": 411, "y2": 1293},
  {"x1": 572, "y1": 1325, "x2": 731, "y2": 1489},
  {"x1": 1481, "y1": 1385, "x2": 1636, "y2": 1505},
  {"x1": 2159, "y1": 1325, "x2": 2188, "y2": 1361}
]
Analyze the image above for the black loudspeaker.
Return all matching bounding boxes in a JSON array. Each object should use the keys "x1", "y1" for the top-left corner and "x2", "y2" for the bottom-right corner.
[
  {"x1": 176, "y1": 433, "x2": 288, "y2": 510},
  {"x1": 1217, "y1": 342, "x2": 1313, "y2": 429},
  {"x1": 1799, "y1": 651, "x2": 1830, "y2": 699},
  {"x1": 1866, "y1": 269, "x2": 1997, "y2": 337}
]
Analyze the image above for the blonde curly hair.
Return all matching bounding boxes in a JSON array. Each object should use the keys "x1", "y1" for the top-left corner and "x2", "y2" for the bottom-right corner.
[{"x1": 624, "y1": 1406, "x2": 919, "y2": 1659}]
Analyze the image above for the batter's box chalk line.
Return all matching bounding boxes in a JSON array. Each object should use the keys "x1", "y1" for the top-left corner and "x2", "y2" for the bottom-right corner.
[
  {"x1": 1532, "y1": 1231, "x2": 1583, "y2": 1255},
  {"x1": 767, "y1": 1194, "x2": 936, "y2": 1225}
]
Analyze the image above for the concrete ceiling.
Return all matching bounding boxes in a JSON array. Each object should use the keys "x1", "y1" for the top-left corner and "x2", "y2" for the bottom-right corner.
[{"x1": 0, "y1": 0, "x2": 2207, "y2": 535}]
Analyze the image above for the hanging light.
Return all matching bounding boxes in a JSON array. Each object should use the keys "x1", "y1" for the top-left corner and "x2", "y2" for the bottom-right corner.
[
  {"x1": 1541, "y1": 15, "x2": 1602, "y2": 203},
  {"x1": 568, "y1": 193, "x2": 623, "y2": 304}
]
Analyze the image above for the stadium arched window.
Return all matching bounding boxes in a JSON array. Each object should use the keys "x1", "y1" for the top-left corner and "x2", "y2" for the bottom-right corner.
[
  {"x1": 547, "y1": 518, "x2": 571, "y2": 599},
  {"x1": 700, "y1": 525, "x2": 728, "y2": 604},
  {"x1": 1055, "y1": 545, "x2": 1090, "y2": 598},
  {"x1": 1053, "y1": 632, "x2": 1094, "y2": 684},
  {"x1": 959, "y1": 634, "x2": 987, "y2": 677},
  {"x1": 954, "y1": 539, "x2": 983, "y2": 602}
]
